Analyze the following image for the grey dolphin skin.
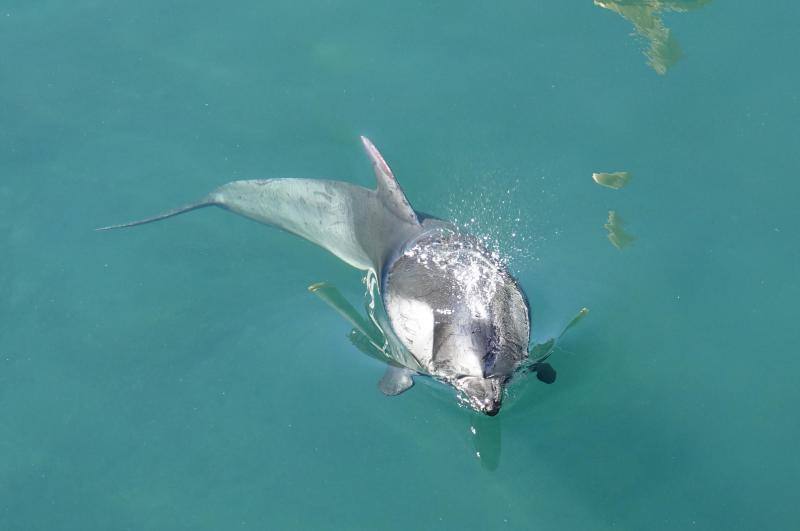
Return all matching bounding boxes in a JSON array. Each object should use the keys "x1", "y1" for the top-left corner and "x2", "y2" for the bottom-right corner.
[{"x1": 98, "y1": 137, "x2": 539, "y2": 415}]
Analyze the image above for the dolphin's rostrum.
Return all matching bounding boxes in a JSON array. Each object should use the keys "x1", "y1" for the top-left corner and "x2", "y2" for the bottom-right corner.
[{"x1": 99, "y1": 137, "x2": 554, "y2": 415}]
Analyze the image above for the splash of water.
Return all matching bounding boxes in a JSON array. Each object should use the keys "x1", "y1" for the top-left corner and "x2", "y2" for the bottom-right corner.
[{"x1": 444, "y1": 174, "x2": 558, "y2": 274}]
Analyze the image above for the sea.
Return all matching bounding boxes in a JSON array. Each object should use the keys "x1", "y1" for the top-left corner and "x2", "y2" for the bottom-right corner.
[{"x1": 1, "y1": 1, "x2": 798, "y2": 529}]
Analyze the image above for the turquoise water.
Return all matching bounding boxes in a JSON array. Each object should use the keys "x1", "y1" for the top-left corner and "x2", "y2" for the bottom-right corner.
[{"x1": 2, "y1": 1, "x2": 799, "y2": 529}]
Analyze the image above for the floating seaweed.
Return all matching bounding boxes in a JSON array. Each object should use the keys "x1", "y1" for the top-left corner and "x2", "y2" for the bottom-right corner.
[
  {"x1": 604, "y1": 210, "x2": 636, "y2": 249},
  {"x1": 592, "y1": 171, "x2": 632, "y2": 190},
  {"x1": 594, "y1": 0, "x2": 712, "y2": 74}
]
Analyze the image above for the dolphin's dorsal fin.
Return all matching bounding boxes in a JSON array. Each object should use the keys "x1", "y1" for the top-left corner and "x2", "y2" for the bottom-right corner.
[{"x1": 360, "y1": 136, "x2": 420, "y2": 226}]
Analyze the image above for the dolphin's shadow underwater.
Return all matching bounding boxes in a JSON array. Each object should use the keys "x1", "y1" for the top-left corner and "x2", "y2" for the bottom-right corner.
[{"x1": 99, "y1": 136, "x2": 585, "y2": 417}]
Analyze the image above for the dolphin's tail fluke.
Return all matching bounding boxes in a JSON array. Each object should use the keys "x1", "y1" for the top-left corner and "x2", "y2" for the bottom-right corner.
[{"x1": 95, "y1": 197, "x2": 218, "y2": 231}]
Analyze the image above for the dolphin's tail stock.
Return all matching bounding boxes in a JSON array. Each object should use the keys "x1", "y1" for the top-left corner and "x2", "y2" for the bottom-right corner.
[{"x1": 95, "y1": 197, "x2": 218, "y2": 231}]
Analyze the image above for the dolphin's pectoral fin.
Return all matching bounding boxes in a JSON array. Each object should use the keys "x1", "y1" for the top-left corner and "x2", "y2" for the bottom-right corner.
[
  {"x1": 527, "y1": 307, "x2": 590, "y2": 364},
  {"x1": 308, "y1": 282, "x2": 383, "y2": 345},
  {"x1": 528, "y1": 338, "x2": 556, "y2": 364},
  {"x1": 519, "y1": 307, "x2": 590, "y2": 378},
  {"x1": 558, "y1": 307, "x2": 589, "y2": 340},
  {"x1": 378, "y1": 366, "x2": 415, "y2": 396},
  {"x1": 348, "y1": 329, "x2": 393, "y2": 364},
  {"x1": 308, "y1": 281, "x2": 396, "y2": 365}
]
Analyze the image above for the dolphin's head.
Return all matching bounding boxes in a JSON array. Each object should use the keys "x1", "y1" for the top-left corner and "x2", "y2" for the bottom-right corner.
[
  {"x1": 383, "y1": 226, "x2": 531, "y2": 416},
  {"x1": 454, "y1": 376, "x2": 504, "y2": 415}
]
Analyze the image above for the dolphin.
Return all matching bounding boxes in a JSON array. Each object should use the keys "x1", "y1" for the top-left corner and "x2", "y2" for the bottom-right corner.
[{"x1": 98, "y1": 137, "x2": 546, "y2": 415}]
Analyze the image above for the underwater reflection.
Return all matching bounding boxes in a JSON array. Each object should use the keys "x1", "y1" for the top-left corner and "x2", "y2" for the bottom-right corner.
[
  {"x1": 469, "y1": 413, "x2": 502, "y2": 471},
  {"x1": 594, "y1": 0, "x2": 712, "y2": 74},
  {"x1": 604, "y1": 210, "x2": 635, "y2": 249}
]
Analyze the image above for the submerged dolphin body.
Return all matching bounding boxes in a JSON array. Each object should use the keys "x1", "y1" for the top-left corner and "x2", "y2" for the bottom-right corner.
[{"x1": 99, "y1": 137, "x2": 533, "y2": 415}]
